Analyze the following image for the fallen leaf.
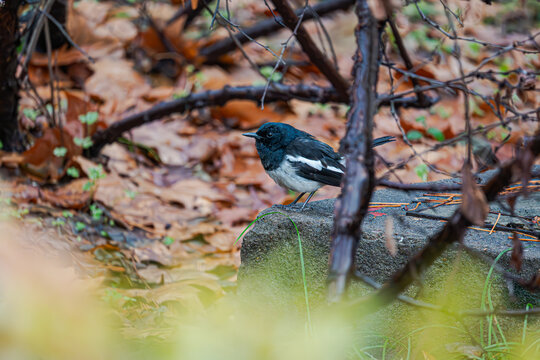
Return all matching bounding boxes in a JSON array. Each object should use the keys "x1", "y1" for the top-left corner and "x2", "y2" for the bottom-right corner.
[
  {"x1": 511, "y1": 232, "x2": 523, "y2": 272},
  {"x1": 461, "y1": 163, "x2": 489, "y2": 226},
  {"x1": 133, "y1": 242, "x2": 175, "y2": 267},
  {"x1": 39, "y1": 179, "x2": 92, "y2": 209},
  {"x1": 385, "y1": 216, "x2": 397, "y2": 256}
]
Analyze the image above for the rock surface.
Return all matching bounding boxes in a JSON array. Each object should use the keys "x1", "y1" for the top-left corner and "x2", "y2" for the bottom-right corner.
[{"x1": 238, "y1": 168, "x2": 540, "y2": 319}]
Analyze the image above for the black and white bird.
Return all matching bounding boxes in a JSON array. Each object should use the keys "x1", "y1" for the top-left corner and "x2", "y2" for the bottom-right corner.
[{"x1": 243, "y1": 122, "x2": 395, "y2": 210}]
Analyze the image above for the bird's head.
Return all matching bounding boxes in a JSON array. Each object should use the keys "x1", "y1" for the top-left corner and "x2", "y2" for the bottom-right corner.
[{"x1": 243, "y1": 122, "x2": 307, "y2": 152}]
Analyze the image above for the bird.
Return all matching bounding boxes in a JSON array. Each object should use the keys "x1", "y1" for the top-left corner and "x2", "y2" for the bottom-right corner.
[{"x1": 243, "y1": 122, "x2": 395, "y2": 210}]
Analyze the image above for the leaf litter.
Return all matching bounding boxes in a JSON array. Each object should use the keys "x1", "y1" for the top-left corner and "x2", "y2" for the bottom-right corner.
[{"x1": 1, "y1": 0, "x2": 538, "y2": 342}]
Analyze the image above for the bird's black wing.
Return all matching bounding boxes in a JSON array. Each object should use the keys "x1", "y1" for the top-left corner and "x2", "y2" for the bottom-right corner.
[{"x1": 285, "y1": 137, "x2": 345, "y2": 187}]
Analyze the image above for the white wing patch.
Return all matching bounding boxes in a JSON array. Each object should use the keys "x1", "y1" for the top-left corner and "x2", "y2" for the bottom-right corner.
[
  {"x1": 327, "y1": 166, "x2": 344, "y2": 173},
  {"x1": 285, "y1": 155, "x2": 323, "y2": 170},
  {"x1": 286, "y1": 154, "x2": 344, "y2": 174}
]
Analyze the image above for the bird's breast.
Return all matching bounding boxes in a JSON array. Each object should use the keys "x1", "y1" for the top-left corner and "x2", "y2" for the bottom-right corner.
[{"x1": 267, "y1": 160, "x2": 321, "y2": 193}]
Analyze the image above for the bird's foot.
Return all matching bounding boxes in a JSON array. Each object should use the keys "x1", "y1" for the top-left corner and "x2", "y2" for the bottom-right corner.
[
  {"x1": 274, "y1": 203, "x2": 302, "y2": 211},
  {"x1": 274, "y1": 202, "x2": 310, "y2": 212}
]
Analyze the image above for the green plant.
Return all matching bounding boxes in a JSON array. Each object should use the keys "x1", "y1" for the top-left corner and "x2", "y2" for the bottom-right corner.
[
  {"x1": 415, "y1": 163, "x2": 429, "y2": 181},
  {"x1": 67, "y1": 167, "x2": 80, "y2": 178},
  {"x1": 90, "y1": 203, "x2": 104, "y2": 221},
  {"x1": 74, "y1": 136, "x2": 93, "y2": 149},
  {"x1": 79, "y1": 111, "x2": 99, "y2": 125},
  {"x1": 236, "y1": 211, "x2": 312, "y2": 334},
  {"x1": 83, "y1": 165, "x2": 106, "y2": 191},
  {"x1": 53, "y1": 147, "x2": 67, "y2": 157}
]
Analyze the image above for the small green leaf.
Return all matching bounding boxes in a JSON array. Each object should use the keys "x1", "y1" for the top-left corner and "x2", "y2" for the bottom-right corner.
[
  {"x1": 66, "y1": 167, "x2": 80, "y2": 178},
  {"x1": 163, "y1": 236, "x2": 175, "y2": 246},
  {"x1": 90, "y1": 204, "x2": 103, "y2": 221},
  {"x1": 468, "y1": 42, "x2": 482, "y2": 56},
  {"x1": 427, "y1": 127, "x2": 445, "y2": 141},
  {"x1": 52, "y1": 218, "x2": 66, "y2": 226},
  {"x1": 23, "y1": 108, "x2": 39, "y2": 120},
  {"x1": 124, "y1": 189, "x2": 137, "y2": 199},
  {"x1": 62, "y1": 210, "x2": 73, "y2": 218},
  {"x1": 79, "y1": 111, "x2": 99, "y2": 125},
  {"x1": 486, "y1": 130, "x2": 497, "y2": 140},
  {"x1": 74, "y1": 136, "x2": 93, "y2": 149},
  {"x1": 75, "y1": 221, "x2": 86, "y2": 231},
  {"x1": 88, "y1": 165, "x2": 106, "y2": 180},
  {"x1": 260, "y1": 66, "x2": 282, "y2": 82},
  {"x1": 83, "y1": 181, "x2": 94, "y2": 192},
  {"x1": 415, "y1": 115, "x2": 426, "y2": 126},
  {"x1": 415, "y1": 163, "x2": 429, "y2": 182},
  {"x1": 173, "y1": 90, "x2": 189, "y2": 99},
  {"x1": 53, "y1": 147, "x2": 68, "y2": 157},
  {"x1": 406, "y1": 130, "x2": 423, "y2": 141}
]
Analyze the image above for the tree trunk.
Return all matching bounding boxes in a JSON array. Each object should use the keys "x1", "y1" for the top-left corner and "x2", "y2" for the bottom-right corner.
[{"x1": 0, "y1": 0, "x2": 23, "y2": 151}]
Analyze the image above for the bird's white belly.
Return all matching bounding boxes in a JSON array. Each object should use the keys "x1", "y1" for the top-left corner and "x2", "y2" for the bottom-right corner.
[{"x1": 267, "y1": 161, "x2": 322, "y2": 193}]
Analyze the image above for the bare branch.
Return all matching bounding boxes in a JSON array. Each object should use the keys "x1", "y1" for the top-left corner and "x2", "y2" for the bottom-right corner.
[
  {"x1": 199, "y1": 0, "x2": 354, "y2": 61},
  {"x1": 89, "y1": 84, "x2": 343, "y2": 155},
  {"x1": 269, "y1": 0, "x2": 350, "y2": 100}
]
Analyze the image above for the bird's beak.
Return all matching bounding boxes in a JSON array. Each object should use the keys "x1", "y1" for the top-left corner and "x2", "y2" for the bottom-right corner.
[{"x1": 243, "y1": 133, "x2": 261, "y2": 140}]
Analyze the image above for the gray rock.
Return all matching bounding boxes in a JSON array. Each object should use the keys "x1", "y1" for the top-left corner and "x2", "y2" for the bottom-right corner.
[{"x1": 237, "y1": 167, "x2": 540, "y2": 339}]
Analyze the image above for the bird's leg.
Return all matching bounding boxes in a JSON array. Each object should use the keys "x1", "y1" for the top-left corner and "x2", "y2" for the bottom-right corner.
[
  {"x1": 290, "y1": 192, "x2": 306, "y2": 205},
  {"x1": 300, "y1": 191, "x2": 317, "y2": 211},
  {"x1": 275, "y1": 192, "x2": 306, "y2": 209}
]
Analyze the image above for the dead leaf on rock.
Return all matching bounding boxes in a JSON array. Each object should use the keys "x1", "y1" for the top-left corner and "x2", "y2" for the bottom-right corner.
[
  {"x1": 461, "y1": 164, "x2": 489, "y2": 226},
  {"x1": 511, "y1": 232, "x2": 523, "y2": 272},
  {"x1": 384, "y1": 216, "x2": 397, "y2": 256}
]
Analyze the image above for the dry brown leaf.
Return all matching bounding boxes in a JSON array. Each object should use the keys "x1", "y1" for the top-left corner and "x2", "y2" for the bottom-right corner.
[
  {"x1": 210, "y1": 100, "x2": 284, "y2": 130},
  {"x1": 511, "y1": 232, "x2": 523, "y2": 272},
  {"x1": 39, "y1": 179, "x2": 92, "y2": 210},
  {"x1": 461, "y1": 164, "x2": 489, "y2": 226},
  {"x1": 204, "y1": 230, "x2": 237, "y2": 252},
  {"x1": 30, "y1": 46, "x2": 85, "y2": 67},
  {"x1": 133, "y1": 242, "x2": 175, "y2": 267},
  {"x1": 384, "y1": 216, "x2": 397, "y2": 256},
  {"x1": 215, "y1": 207, "x2": 256, "y2": 228},
  {"x1": 94, "y1": 18, "x2": 138, "y2": 43},
  {"x1": 21, "y1": 128, "x2": 81, "y2": 182},
  {"x1": 85, "y1": 58, "x2": 150, "y2": 114}
]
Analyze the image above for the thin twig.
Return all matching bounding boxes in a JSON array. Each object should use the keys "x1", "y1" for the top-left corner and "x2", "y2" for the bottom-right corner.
[{"x1": 270, "y1": 0, "x2": 350, "y2": 99}]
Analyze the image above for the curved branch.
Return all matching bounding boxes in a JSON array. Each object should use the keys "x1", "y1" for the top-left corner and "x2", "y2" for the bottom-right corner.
[{"x1": 89, "y1": 84, "x2": 342, "y2": 155}]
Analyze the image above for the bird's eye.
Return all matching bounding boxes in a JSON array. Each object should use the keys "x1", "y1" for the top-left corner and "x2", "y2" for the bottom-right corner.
[{"x1": 267, "y1": 132, "x2": 273, "y2": 138}]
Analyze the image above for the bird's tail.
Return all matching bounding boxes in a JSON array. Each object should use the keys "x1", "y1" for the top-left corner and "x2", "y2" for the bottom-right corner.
[{"x1": 373, "y1": 136, "x2": 396, "y2": 148}]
